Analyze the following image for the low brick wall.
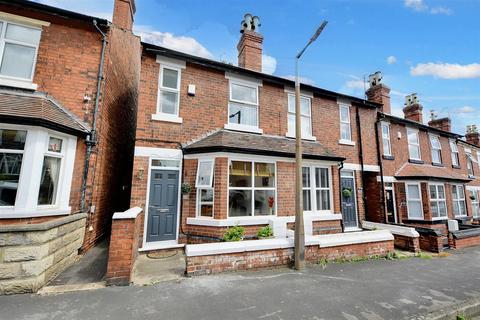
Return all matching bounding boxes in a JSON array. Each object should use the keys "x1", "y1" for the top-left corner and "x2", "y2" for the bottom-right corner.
[
  {"x1": 393, "y1": 234, "x2": 420, "y2": 253},
  {"x1": 0, "y1": 213, "x2": 86, "y2": 295},
  {"x1": 106, "y1": 207, "x2": 144, "y2": 286},
  {"x1": 449, "y1": 229, "x2": 480, "y2": 250},
  {"x1": 186, "y1": 235, "x2": 394, "y2": 276},
  {"x1": 362, "y1": 221, "x2": 420, "y2": 253},
  {"x1": 416, "y1": 228, "x2": 444, "y2": 253}
]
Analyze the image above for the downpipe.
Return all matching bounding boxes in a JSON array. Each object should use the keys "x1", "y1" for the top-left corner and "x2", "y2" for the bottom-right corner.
[{"x1": 375, "y1": 114, "x2": 387, "y2": 223}]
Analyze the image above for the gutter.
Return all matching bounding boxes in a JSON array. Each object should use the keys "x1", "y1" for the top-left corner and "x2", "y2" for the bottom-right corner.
[
  {"x1": 80, "y1": 20, "x2": 108, "y2": 213},
  {"x1": 375, "y1": 113, "x2": 387, "y2": 223}
]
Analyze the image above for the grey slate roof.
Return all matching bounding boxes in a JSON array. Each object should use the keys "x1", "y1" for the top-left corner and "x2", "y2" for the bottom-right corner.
[{"x1": 184, "y1": 129, "x2": 344, "y2": 161}]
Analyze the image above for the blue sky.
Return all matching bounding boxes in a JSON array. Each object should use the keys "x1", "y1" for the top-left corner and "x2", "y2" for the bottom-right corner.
[{"x1": 35, "y1": 0, "x2": 479, "y2": 134}]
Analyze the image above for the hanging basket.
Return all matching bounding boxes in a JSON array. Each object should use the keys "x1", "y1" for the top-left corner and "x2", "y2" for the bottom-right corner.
[{"x1": 342, "y1": 187, "x2": 353, "y2": 198}]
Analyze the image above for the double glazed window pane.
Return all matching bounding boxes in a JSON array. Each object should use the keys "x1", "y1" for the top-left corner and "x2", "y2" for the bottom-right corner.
[
  {"x1": 199, "y1": 189, "x2": 213, "y2": 217},
  {"x1": 408, "y1": 145, "x2": 420, "y2": 160},
  {"x1": 229, "y1": 161, "x2": 252, "y2": 187},
  {"x1": 159, "y1": 90, "x2": 178, "y2": 115},
  {"x1": 162, "y1": 68, "x2": 178, "y2": 89},
  {"x1": 38, "y1": 156, "x2": 61, "y2": 205},
  {"x1": 5, "y1": 24, "x2": 41, "y2": 44},
  {"x1": 197, "y1": 161, "x2": 213, "y2": 187},
  {"x1": 229, "y1": 189, "x2": 252, "y2": 217},
  {"x1": 229, "y1": 102, "x2": 257, "y2": 126},
  {"x1": 0, "y1": 129, "x2": 26, "y2": 150},
  {"x1": 0, "y1": 153, "x2": 22, "y2": 206},
  {"x1": 1, "y1": 43, "x2": 36, "y2": 79},
  {"x1": 254, "y1": 162, "x2": 275, "y2": 187},
  {"x1": 407, "y1": 184, "x2": 422, "y2": 218},
  {"x1": 315, "y1": 168, "x2": 329, "y2": 188},
  {"x1": 231, "y1": 83, "x2": 256, "y2": 104},
  {"x1": 432, "y1": 150, "x2": 441, "y2": 164},
  {"x1": 341, "y1": 123, "x2": 351, "y2": 141},
  {"x1": 254, "y1": 189, "x2": 275, "y2": 215}
]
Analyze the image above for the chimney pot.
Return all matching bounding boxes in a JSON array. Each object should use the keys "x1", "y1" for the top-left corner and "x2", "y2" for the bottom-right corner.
[
  {"x1": 403, "y1": 93, "x2": 423, "y2": 123},
  {"x1": 466, "y1": 125, "x2": 480, "y2": 147},
  {"x1": 237, "y1": 14, "x2": 263, "y2": 72},
  {"x1": 366, "y1": 71, "x2": 391, "y2": 114}
]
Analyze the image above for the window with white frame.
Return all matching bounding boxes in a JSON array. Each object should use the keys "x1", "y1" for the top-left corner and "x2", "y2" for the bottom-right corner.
[
  {"x1": 196, "y1": 160, "x2": 214, "y2": 218},
  {"x1": 430, "y1": 135, "x2": 442, "y2": 164},
  {"x1": 450, "y1": 140, "x2": 459, "y2": 167},
  {"x1": 452, "y1": 184, "x2": 467, "y2": 217},
  {"x1": 302, "y1": 166, "x2": 332, "y2": 212},
  {"x1": 407, "y1": 128, "x2": 421, "y2": 161},
  {"x1": 228, "y1": 81, "x2": 259, "y2": 128},
  {"x1": 339, "y1": 104, "x2": 352, "y2": 142},
  {"x1": 466, "y1": 153, "x2": 475, "y2": 177},
  {"x1": 381, "y1": 122, "x2": 392, "y2": 156},
  {"x1": 470, "y1": 190, "x2": 479, "y2": 218},
  {"x1": 0, "y1": 20, "x2": 41, "y2": 81},
  {"x1": 0, "y1": 125, "x2": 76, "y2": 217},
  {"x1": 429, "y1": 183, "x2": 447, "y2": 219},
  {"x1": 157, "y1": 66, "x2": 181, "y2": 117},
  {"x1": 406, "y1": 182, "x2": 423, "y2": 219},
  {"x1": 287, "y1": 94, "x2": 312, "y2": 138},
  {"x1": 228, "y1": 161, "x2": 275, "y2": 217}
]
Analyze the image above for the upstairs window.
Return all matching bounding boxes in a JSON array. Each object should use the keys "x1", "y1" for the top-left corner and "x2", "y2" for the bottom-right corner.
[
  {"x1": 450, "y1": 140, "x2": 460, "y2": 167},
  {"x1": 339, "y1": 104, "x2": 352, "y2": 142},
  {"x1": 0, "y1": 21, "x2": 41, "y2": 81},
  {"x1": 228, "y1": 82, "x2": 259, "y2": 128},
  {"x1": 287, "y1": 94, "x2": 313, "y2": 139},
  {"x1": 407, "y1": 128, "x2": 421, "y2": 161},
  {"x1": 381, "y1": 122, "x2": 392, "y2": 156},
  {"x1": 452, "y1": 185, "x2": 467, "y2": 217},
  {"x1": 157, "y1": 66, "x2": 180, "y2": 117},
  {"x1": 429, "y1": 135, "x2": 442, "y2": 164},
  {"x1": 429, "y1": 183, "x2": 447, "y2": 219},
  {"x1": 466, "y1": 153, "x2": 475, "y2": 177}
]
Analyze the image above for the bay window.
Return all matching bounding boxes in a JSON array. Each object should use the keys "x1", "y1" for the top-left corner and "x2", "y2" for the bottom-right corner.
[
  {"x1": 450, "y1": 140, "x2": 459, "y2": 167},
  {"x1": 407, "y1": 128, "x2": 421, "y2": 161},
  {"x1": 429, "y1": 135, "x2": 442, "y2": 164},
  {"x1": 381, "y1": 122, "x2": 392, "y2": 156},
  {"x1": 429, "y1": 183, "x2": 447, "y2": 219},
  {"x1": 228, "y1": 161, "x2": 275, "y2": 217},
  {"x1": 470, "y1": 190, "x2": 479, "y2": 218},
  {"x1": 196, "y1": 160, "x2": 214, "y2": 218},
  {"x1": 302, "y1": 166, "x2": 332, "y2": 213},
  {"x1": 287, "y1": 94, "x2": 313, "y2": 139},
  {"x1": 406, "y1": 182, "x2": 423, "y2": 219},
  {"x1": 452, "y1": 185, "x2": 467, "y2": 217},
  {"x1": 0, "y1": 125, "x2": 76, "y2": 218}
]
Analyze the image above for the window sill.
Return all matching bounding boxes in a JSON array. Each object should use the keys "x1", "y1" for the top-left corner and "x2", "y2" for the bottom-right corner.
[
  {"x1": 468, "y1": 175, "x2": 476, "y2": 179},
  {"x1": 151, "y1": 113, "x2": 183, "y2": 123},
  {"x1": 224, "y1": 123, "x2": 263, "y2": 134},
  {"x1": 408, "y1": 159, "x2": 424, "y2": 164},
  {"x1": 452, "y1": 165, "x2": 461, "y2": 169},
  {"x1": 432, "y1": 162, "x2": 444, "y2": 167},
  {"x1": 338, "y1": 139, "x2": 355, "y2": 146},
  {"x1": 0, "y1": 207, "x2": 71, "y2": 219},
  {"x1": 0, "y1": 77, "x2": 37, "y2": 91},
  {"x1": 285, "y1": 132, "x2": 317, "y2": 141},
  {"x1": 382, "y1": 155, "x2": 395, "y2": 160},
  {"x1": 431, "y1": 217, "x2": 448, "y2": 221}
]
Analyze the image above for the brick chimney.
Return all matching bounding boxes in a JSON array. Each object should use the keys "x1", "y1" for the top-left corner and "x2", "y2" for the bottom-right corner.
[
  {"x1": 113, "y1": 0, "x2": 136, "y2": 31},
  {"x1": 237, "y1": 14, "x2": 263, "y2": 72},
  {"x1": 428, "y1": 111, "x2": 451, "y2": 132},
  {"x1": 366, "y1": 71, "x2": 391, "y2": 114},
  {"x1": 403, "y1": 93, "x2": 423, "y2": 123},
  {"x1": 466, "y1": 125, "x2": 480, "y2": 146}
]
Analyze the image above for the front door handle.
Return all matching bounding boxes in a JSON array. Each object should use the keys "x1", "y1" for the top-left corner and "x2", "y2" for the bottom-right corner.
[{"x1": 158, "y1": 209, "x2": 169, "y2": 213}]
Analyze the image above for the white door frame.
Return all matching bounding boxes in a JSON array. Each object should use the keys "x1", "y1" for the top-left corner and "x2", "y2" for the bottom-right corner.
[
  {"x1": 340, "y1": 169, "x2": 359, "y2": 231},
  {"x1": 385, "y1": 182, "x2": 397, "y2": 223}
]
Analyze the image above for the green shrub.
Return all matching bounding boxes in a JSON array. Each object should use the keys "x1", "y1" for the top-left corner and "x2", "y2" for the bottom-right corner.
[
  {"x1": 223, "y1": 225, "x2": 245, "y2": 242},
  {"x1": 257, "y1": 225, "x2": 274, "y2": 239}
]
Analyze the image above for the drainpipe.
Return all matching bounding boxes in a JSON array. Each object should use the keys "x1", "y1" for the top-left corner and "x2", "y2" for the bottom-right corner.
[
  {"x1": 355, "y1": 104, "x2": 368, "y2": 221},
  {"x1": 338, "y1": 160, "x2": 345, "y2": 232},
  {"x1": 80, "y1": 20, "x2": 108, "y2": 213},
  {"x1": 375, "y1": 113, "x2": 387, "y2": 223}
]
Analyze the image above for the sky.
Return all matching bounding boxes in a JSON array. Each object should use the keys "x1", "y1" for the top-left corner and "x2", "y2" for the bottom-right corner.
[{"x1": 35, "y1": 0, "x2": 479, "y2": 134}]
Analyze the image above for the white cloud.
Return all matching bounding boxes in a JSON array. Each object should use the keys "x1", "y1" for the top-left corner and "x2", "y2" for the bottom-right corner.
[
  {"x1": 262, "y1": 54, "x2": 277, "y2": 75},
  {"x1": 410, "y1": 62, "x2": 480, "y2": 79},
  {"x1": 456, "y1": 106, "x2": 476, "y2": 114},
  {"x1": 134, "y1": 26, "x2": 213, "y2": 59},
  {"x1": 404, "y1": 0, "x2": 452, "y2": 15},
  {"x1": 282, "y1": 75, "x2": 316, "y2": 86},
  {"x1": 387, "y1": 56, "x2": 397, "y2": 65},
  {"x1": 345, "y1": 79, "x2": 367, "y2": 90}
]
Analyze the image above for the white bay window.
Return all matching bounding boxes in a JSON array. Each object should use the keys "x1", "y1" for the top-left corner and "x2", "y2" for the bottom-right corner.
[
  {"x1": 470, "y1": 190, "x2": 479, "y2": 218},
  {"x1": 406, "y1": 182, "x2": 423, "y2": 219},
  {"x1": 429, "y1": 183, "x2": 447, "y2": 219},
  {"x1": 452, "y1": 185, "x2": 467, "y2": 217},
  {"x1": 302, "y1": 166, "x2": 332, "y2": 213}
]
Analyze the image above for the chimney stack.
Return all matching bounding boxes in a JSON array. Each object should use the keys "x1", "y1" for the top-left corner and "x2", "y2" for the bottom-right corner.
[
  {"x1": 428, "y1": 111, "x2": 451, "y2": 132},
  {"x1": 366, "y1": 71, "x2": 391, "y2": 114},
  {"x1": 466, "y1": 125, "x2": 480, "y2": 146},
  {"x1": 403, "y1": 93, "x2": 423, "y2": 123},
  {"x1": 113, "y1": 0, "x2": 136, "y2": 31},
  {"x1": 237, "y1": 14, "x2": 263, "y2": 72}
]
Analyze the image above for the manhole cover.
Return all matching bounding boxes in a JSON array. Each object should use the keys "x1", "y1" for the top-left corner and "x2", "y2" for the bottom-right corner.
[{"x1": 146, "y1": 251, "x2": 178, "y2": 259}]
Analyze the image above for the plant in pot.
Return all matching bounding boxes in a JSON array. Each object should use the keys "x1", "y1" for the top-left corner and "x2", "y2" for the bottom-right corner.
[
  {"x1": 223, "y1": 225, "x2": 245, "y2": 242},
  {"x1": 268, "y1": 196, "x2": 275, "y2": 215},
  {"x1": 342, "y1": 187, "x2": 353, "y2": 199},
  {"x1": 257, "y1": 225, "x2": 274, "y2": 239},
  {"x1": 181, "y1": 183, "x2": 192, "y2": 195}
]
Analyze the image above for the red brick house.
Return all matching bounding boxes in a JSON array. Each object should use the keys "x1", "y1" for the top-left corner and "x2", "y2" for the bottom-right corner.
[
  {"x1": 365, "y1": 75, "x2": 480, "y2": 251},
  {"x1": 130, "y1": 15, "x2": 383, "y2": 252},
  {"x1": 0, "y1": 0, "x2": 140, "y2": 294}
]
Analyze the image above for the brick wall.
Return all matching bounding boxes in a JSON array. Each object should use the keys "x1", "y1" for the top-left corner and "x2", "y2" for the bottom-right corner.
[{"x1": 449, "y1": 233, "x2": 480, "y2": 250}]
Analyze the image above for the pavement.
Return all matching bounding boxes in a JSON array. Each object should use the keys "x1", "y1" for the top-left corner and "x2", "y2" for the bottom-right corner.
[
  {"x1": 131, "y1": 249, "x2": 185, "y2": 286},
  {"x1": 1, "y1": 247, "x2": 480, "y2": 320}
]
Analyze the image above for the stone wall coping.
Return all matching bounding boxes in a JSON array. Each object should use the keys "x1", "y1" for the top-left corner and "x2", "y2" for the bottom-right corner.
[
  {"x1": 186, "y1": 213, "x2": 342, "y2": 227},
  {"x1": 0, "y1": 213, "x2": 87, "y2": 233},
  {"x1": 362, "y1": 221, "x2": 420, "y2": 238},
  {"x1": 185, "y1": 230, "x2": 393, "y2": 257},
  {"x1": 451, "y1": 228, "x2": 480, "y2": 240},
  {"x1": 112, "y1": 207, "x2": 143, "y2": 220}
]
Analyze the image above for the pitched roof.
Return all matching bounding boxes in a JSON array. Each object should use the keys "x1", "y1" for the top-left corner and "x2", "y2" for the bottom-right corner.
[
  {"x1": 0, "y1": 89, "x2": 91, "y2": 136},
  {"x1": 395, "y1": 163, "x2": 471, "y2": 182},
  {"x1": 183, "y1": 129, "x2": 345, "y2": 161}
]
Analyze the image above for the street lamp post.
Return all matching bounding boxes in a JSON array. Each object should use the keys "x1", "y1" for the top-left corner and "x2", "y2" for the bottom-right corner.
[{"x1": 294, "y1": 20, "x2": 328, "y2": 271}]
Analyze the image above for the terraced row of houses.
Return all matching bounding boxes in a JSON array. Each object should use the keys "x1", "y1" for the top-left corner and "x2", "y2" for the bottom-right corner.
[{"x1": 0, "y1": 0, "x2": 478, "y2": 293}]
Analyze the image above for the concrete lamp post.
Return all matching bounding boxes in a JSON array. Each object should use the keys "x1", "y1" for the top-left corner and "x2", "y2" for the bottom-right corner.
[{"x1": 294, "y1": 20, "x2": 328, "y2": 271}]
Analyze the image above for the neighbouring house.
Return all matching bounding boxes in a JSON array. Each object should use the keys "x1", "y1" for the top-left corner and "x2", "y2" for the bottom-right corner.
[
  {"x1": 129, "y1": 14, "x2": 383, "y2": 253},
  {"x1": 365, "y1": 74, "x2": 480, "y2": 252},
  {"x1": 0, "y1": 0, "x2": 140, "y2": 294}
]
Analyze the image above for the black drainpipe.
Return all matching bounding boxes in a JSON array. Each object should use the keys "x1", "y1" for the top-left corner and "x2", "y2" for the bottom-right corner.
[
  {"x1": 338, "y1": 160, "x2": 345, "y2": 232},
  {"x1": 375, "y1": 113, "x2": 387, "y2": 223},
  {"x1": 80, "y1": 20, "x2": 108, "y2": 213},
  {"x1": 355, "y1": 104, "x2": 368, "y2": 221}
]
